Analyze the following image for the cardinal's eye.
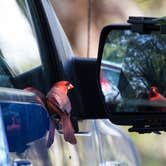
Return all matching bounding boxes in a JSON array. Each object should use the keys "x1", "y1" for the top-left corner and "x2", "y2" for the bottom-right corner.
[{"x1": 65, "y1": 83, "x2": 69, "y2": 86}]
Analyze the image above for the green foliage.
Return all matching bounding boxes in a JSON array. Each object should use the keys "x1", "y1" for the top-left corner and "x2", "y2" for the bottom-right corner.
[{"x1": 103, "y1": 31, "x2": 127, "y2": 63}]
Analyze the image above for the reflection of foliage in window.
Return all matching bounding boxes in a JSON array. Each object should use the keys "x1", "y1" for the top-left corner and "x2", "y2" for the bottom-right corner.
[
  {"x1": 0, "y1": 49, "x2": 4, "y2": 58},
  {"x1": 0, "y1": 49, "x2": 14, "y2": 87}
]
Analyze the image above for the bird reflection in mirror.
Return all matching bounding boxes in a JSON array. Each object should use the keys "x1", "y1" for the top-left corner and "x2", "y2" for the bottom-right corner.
[
  {"x1": 148, "y1": 86, "x2": 166, "y2": 112},
  {"x1": 137, "y1": 86, "x2": 166, "y2": 112}
]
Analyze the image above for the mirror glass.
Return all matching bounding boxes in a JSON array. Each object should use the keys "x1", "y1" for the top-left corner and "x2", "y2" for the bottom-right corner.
[{"x1": 100, "y1": 30, "x2": 166, "y2": 113}]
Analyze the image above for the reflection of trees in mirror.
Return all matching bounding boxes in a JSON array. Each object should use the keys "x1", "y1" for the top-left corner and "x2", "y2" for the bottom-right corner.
[
  {"x1": 103, "y1": 30, "x2": 166, "y2": 99},
  {"x1": 124, "y1": 32, "x2": 166, "y2": 97},
  {"x1": 102, "y1": 30, "x2": 166, "y2": 112},
  {"x1": 103, "y1": 30, "x2": 128, "y2": 64}
]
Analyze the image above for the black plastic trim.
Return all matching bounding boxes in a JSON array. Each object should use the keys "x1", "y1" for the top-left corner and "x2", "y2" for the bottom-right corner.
[
  {"x1": 96, "y1": 24, "x2": 166, "y2": 126},
  {"x1": 73, "y1": 58, "x2": 107, "y2": 119},
  {"x1": 27, "y1": 0, "x2": 65, "y2": 91}
]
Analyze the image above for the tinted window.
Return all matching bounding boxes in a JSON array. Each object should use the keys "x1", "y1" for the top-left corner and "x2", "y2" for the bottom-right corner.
[{"x1": 0, "y1": 1, "x2": 41, "y2": 77}]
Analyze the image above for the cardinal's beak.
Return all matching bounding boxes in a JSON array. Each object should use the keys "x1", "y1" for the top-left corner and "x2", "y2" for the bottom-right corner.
[{"x1": 68, "y1": 84, "x2": 74, "y2": 90}]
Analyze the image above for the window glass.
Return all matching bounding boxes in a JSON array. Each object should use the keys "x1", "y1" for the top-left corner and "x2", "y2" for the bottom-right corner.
[
  {"x1": 0, "y1": 1, "x2": 41, "y2": 76},
  {"x1": 0, "y1": 107, "x2": 10, "y2": 166}
]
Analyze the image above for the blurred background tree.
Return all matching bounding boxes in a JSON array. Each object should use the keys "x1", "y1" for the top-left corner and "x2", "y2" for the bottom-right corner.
[
  {"x1": 51, "y1": 0, "x2": 166, "y2": 58},
  {"x1": 50, "y1": 0, "x2": 166, "y2": 165}
]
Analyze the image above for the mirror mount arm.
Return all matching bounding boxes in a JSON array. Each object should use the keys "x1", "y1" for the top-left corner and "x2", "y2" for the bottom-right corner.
[{"x1": 127, "y1": 16, "x2": 166, "y2": 34}]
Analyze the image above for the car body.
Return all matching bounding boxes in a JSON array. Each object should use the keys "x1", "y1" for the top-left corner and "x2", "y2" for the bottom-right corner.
[
  {"x1": 101, "y1": 60, "x2": 122, "y2": 103},
  {"x1": 0, "y1": 1, "x2": 140, "y2": 166}
]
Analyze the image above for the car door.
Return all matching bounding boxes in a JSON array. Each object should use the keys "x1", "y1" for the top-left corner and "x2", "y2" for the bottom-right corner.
[
  {"x1": 0, "y1": 1, "x2": 140, "y2": 166},
  {"x1": 0, "y1": 1, "x2": 54, "y2": 165}
]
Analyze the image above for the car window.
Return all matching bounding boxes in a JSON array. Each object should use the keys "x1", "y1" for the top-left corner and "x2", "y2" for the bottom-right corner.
[
  {"x1": 0, "y1": 1, "x2": 41, "y2": 77},
  {"x1": 0, "y1": 107, "x2": 10, "y2": 166}
]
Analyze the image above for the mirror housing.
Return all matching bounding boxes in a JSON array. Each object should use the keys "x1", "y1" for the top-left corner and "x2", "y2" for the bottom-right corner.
[{"x1": 97, "y1": 16, "x2": 166, "y2": 133}]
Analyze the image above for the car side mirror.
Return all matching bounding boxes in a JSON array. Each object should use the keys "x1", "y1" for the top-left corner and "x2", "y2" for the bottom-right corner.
[
  {"x1": 0, "y1": 87, "x2": 48, "y2": 152},
  {"x1": 97, "y1": 16, "x2": 166, "y2": 133}
]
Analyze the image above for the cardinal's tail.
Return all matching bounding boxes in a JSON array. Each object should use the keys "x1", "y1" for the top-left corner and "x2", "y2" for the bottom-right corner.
[
  {"x1": 61, "y1": 113, "x2": 77, "y2": 144},
  {"x1": 47, "y1": 119, "x2": 55, "y2": 148}
]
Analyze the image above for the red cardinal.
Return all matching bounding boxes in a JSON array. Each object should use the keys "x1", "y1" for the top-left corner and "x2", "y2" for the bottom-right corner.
[
  {"x1": 46, "y1": 81, "x2": 77, "y2": 146},
  {"x1": 24, "y1": 82, "x2": 77, "y2": 146},
  {"x1": 148, "y1": 86, "x2": 166, "y2": 111}
]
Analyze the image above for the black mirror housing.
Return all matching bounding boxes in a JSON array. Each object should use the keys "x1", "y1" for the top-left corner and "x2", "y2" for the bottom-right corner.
[{"x1": 96, "y1": 16, "x2": 166, "y2": 133}]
